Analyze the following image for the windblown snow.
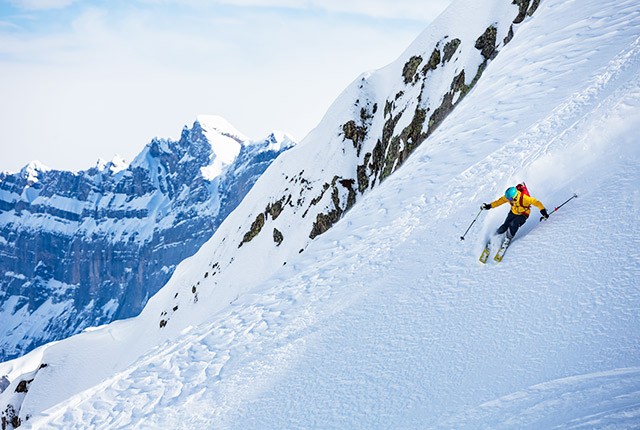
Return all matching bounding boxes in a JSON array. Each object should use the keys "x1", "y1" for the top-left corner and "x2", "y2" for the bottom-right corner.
[
  {"x1": 197, "y1": 114, "x2": 246, "y2": 179},
  {"x1": 1, "y1": 0, "x2": 639, "y2": 428}
]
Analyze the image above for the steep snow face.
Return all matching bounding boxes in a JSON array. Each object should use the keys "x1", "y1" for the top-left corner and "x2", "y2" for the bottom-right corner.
[
  {"x1": 0, "y1": 118, "x2": 295, "y2": 363},
  {"x1": 106, "y1": 155, "x2": 127, "y2": 174},
  {"x1": 196, "y1": 114, "x2": 248, "y2": 144},
  {"x1": 2, "y1": 0, "x2": 640, "y2": 428},
  {"x1": 19, "y1": 161, "x2": 50, "y2": 184},
  {"x1": 196, "y1": 114, "x2": 245, "y2": 179}
]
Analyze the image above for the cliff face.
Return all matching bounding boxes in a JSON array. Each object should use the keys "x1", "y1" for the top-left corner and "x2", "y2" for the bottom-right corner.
[{"x1": 0, "y1": 116, "x2": 295, "y2": 361}]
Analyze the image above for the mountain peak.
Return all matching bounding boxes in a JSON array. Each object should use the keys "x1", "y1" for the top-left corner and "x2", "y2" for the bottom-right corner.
[
  {"x1": 95, "y1": 155, "x2": 128, "y2": 174},
  {"x1": 20, "y1": 160, "x2": 50, "y2": 183},
  {"x1": 195, "y1": 115, "x2": 249, "y2": 143},
  {"x1": 194, "y1": 115, "x2": 248, "y2": 179},
  {"x1": 108, "y1": 155, "x2": 128, "y2": 173}
]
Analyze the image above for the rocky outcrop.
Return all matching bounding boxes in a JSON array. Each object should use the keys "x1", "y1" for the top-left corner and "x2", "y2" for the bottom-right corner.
[{"x1": 211, "y1": 0, "x2": 543, "y2": 259}]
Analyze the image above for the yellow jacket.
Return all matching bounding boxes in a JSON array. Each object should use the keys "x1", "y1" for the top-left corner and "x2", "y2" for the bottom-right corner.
[{"x1": 490, "y1": 192, "x2": 546, "y2": 216}]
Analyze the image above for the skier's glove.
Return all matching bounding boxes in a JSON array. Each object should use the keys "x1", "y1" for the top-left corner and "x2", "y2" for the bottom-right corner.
[
  {"x1": 540, "y1": 208, "x2": 549, "y2": 219},
  {"x1": 481, "y1": 203, "x2": 491, "y2": 210}
]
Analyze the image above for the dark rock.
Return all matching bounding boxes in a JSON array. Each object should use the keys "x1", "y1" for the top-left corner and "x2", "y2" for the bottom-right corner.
[
  {"x1": 15, "y1": 379, "x2": 32, "y2": 393},
  {"x1": 513, "y1": 0, "x2": 531, "y2": 24},
  {"x1": 384, "y1": 100, "x2": 394, "y2": 118},
  {"x1": 422, "y1": 48, "x2": 441, "y2": 75},
  {"x1": 342, "y1": 120, "x2": 367, "y2": 154},
  {"x1": 527, "y1": 0, "x2": 541, "y2": 16},
  {"x1": 402, "y1": 55, "x2": 423, "y2": 84},
  {"x1": 451, "y1": 70, "x2": 467, "y2": 94},
  {"x1": 239, "y1": 213, "x2": 265, "y2": 247},
  {"x1": 273, "y1": 228, "x2": 284, "y2": 246},
  {"x1": 429, "y1": 92, "x2": 456, "y2": 135},
  {"x1": 310, "y1": 210, "x2": 342, "y2": 239},
  {"x1": 2, "y1": 405, "x2": 21, "y2": 429},
  {"x1": 504, "y1": 25, "x2": 515, "y2": 45},
  {"x1": 343, "y1": 120, "x2": 357, "y2": 141},
  {"x1": 303, "y1": 183, "x2": 331, "y2": 218},
  {"x1": 442, "y1": 39, "x2": 461, "y2": 63},
  {"x1": 343, "y1": 103, "x2": 374, "y2": 157},
  {"x1": 475, "y1": 25, "x2": 498, "y2": 60},
  {"x1": 267, "y1": 198, "x2": 285, "y2": 220},
  {"x1": 356, "y1": 153, "x2": 371, "y2": 193}
]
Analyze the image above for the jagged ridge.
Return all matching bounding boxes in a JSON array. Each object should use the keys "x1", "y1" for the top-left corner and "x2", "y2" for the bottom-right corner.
[{"x1": 0, "y1": 118, "x2": 295, "y2": 362}]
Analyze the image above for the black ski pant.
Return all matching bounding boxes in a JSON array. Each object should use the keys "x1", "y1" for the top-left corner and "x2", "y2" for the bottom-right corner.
[{"x1": 496, "y1": 211, "x2": 528, "y2": 239}]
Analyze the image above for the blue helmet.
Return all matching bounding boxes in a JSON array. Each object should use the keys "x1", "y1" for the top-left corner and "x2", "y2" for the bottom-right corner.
[{"x1": 505, "y1": 187, "x2": 518, "y2": 201}]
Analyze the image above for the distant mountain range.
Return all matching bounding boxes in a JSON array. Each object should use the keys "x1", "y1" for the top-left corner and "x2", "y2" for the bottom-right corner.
[{"x1": 0, "y1": 115, "x2": 295, "y2": 361}]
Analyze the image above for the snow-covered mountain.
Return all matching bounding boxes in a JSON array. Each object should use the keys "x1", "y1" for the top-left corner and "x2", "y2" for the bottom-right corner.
[
  {"x1": 2, "y1": 0, "x2": 640, "y2": 428},
  {"x1": 0, "y1": 116, "x2": 295, "y2": 362}
]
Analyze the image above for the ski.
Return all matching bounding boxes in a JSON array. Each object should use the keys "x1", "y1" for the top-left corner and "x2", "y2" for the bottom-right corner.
[
  {"x1": 479, "y1": 242, "x2": 491, "y2": 264},
  {"x1": 493, "y1": 237, "x2": 512, "y2": 262}
]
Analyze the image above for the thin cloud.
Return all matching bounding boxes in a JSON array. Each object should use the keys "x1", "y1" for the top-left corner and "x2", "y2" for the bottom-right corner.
[
  {"x1": 310, "y1": 0, "x2": 453, "y2": 21},
  {"x1": 0, "y1": 21, "x2": 21, "y2": 29},
  {"x1": 137, "y1": 0, "x2": 452, "y2": 22},
  {"x1": 9, "y1": 0, "x2": 80, "y2": 10}
]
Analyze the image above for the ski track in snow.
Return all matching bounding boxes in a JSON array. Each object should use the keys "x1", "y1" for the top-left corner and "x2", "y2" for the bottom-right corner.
[
  {"x1": 434, "y1": 368, "x2": 640, "y2": 429},
  {"x1": 28, "y1": 0, "x2": 640, "y2": 428}
]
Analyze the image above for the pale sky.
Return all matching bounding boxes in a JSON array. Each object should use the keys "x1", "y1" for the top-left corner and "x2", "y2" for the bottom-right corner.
[{"x1": 0, "y1": 0, "x2": 453, "y2": 172}]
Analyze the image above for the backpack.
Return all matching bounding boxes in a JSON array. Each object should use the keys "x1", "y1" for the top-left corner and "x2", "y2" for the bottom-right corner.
[{"x1": 516, "y1": 183, "x2": 530, "y2": 208}]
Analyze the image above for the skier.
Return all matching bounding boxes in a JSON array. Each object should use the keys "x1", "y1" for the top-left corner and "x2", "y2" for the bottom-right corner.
[{"x1": 482, "y1": 186, "x2": 549, "y2": 241}]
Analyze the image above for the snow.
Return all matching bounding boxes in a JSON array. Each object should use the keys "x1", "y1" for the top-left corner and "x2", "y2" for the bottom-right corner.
[
  {"x1": 3, "y1": 271, "x2": 24, "y2": 280},
  {"x1": 94, "y1": 158, "x2": 108, "y2": 171},
  {"x1": 0, "y1": 294, "x2": 76, "y2": 363},
  {"x1": 261, "y1": 131, "x2": 296, "y2": 151},
  {"x1": 31, "y1": 195, "x2": 85, "y2": 216},
  {"x1": 199, "y1": 164, "x2": 222, "y2": 181},
  {"x1": 20, "y1": 160, "x2": 50, "y2": 183},
  {"x1": 0, "y1": 189, "x2": 19, "y2": 203},
  {"x1": 196, "y1": 114, "x2": 248, "y2": 141},
  {"x1": 2, "y1": 0, "x2": 640, "y2": 428},
  {"x1": 0, "y1": 344, "x2": 52, "y2": 385},
  {"x1": 93, "y1": 155, "x2": 128, "y2": 173},
  {"x1": 101, "y1": 299, "x2": 119, "y2": 319},
  {"x1": 198, "y1": 115, "x2": 245, "y2": 179},
  {"x1": 108, "y1": 155, "x2": 128, "y2": 173}
]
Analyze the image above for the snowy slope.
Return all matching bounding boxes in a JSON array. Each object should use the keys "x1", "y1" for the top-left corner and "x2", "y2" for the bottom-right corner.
[{"x1": 2, "y1": 0, "x2": 640, "y2": 428}]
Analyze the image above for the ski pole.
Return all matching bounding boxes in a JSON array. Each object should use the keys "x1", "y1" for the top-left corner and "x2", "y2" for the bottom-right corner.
[
  {"x1": 460, "y1": 208, "x2": 484, "y2": 240},
  {"x1": 540, "y1": 193, "x2": 578, "y2": 221}
]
